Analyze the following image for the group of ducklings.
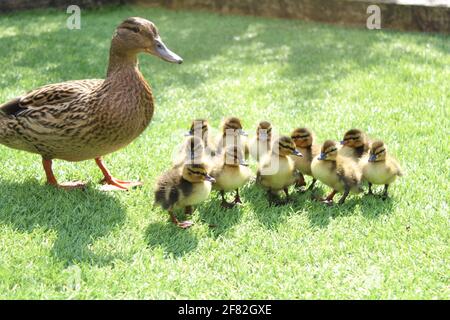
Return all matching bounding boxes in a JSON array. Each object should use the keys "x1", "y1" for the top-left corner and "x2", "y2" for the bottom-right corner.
[{"x1": 154, "y1": 117, "x2": 403, "y2": 229}]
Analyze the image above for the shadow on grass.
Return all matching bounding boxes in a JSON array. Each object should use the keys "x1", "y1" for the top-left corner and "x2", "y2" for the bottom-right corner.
[
  {"x1": 198, "y1": 191, "x2": 244, "y2": 238},
  {"x1": 145, "y1": 221, "x2": 198, "y2": 258},
  {"x1": 0, "y1": 180, "x2": 126, "y2": 266}
]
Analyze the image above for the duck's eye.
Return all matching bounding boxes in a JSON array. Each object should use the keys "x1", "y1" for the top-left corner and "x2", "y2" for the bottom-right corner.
[{"x1": 156, "y1": 43, "x2": 163, "y2": 49}]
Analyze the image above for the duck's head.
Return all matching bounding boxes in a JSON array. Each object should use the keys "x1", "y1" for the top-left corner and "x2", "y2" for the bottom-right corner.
[
  {"x1": 341, "y1": 129, "x2": 366, "y2": 148},
  {"x1": 291, "y1": 127, "x2": 314, "y2": 148},
  {"x1": 273, "y1": 136, "x2": 303, "y2": 157},
  {"x1": 182, "y1": 163, "x2": 215, "y2": 183},
  {"x1": 222, "y1": 117, "x2": 247, "y2": 137},
  {"x1": 368, "y1": 140, "x2": 386, "y2": 162},
  {"x1": 257, "y1": 121, "x2": 272, "y2": 141},
  {"x1": 183, "y1": 136, "x2": 205, "y2": 163},
  {"x1": 318, "y1": 140, "x2": 338, "y2": 161},
  {"x1": 112, "y1": 17, "x2": 183, "y2": 64},
  {"x1": 187, "y1": 119, "x2": 209, "y2": 138},
  {"x1": 223, "y1": 146, "x2": 248, "y2": 167}
]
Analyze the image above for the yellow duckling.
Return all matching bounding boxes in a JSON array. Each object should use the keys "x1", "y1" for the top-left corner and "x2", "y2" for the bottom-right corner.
[
  {"x1": 172, "y1": 135, "x2": 207, "y2": 169},
  {"x1": 311, "y1": 140, "x2": 362, "y2": 205},
  {"x1": 154, "y1": 163, "x2": 215, "y2": 229},
  {"x1": 185, "y1": 119, "x2": 216, "y2": 157},
  {"x1": 257, "y1": 136, "x2": 302, "y2": 204},
  {"x1": 339, "y1": 129, "x2": 370, "y2": 160},
  {"x1": 216, "y1": 117, "x2": 248, "y2": 158},
  {"x1": 248, "y1": 121, "x2": 273, "y2": 162},
  {"x1": 362, "y1": 140, "x2": 403, "y2": 199},
  {"x1": 290, "y1": 127, "x2": 321, "y2": 190},
  {"x1": 210, "y1": 145, "x2": 252, "y2": 208}
]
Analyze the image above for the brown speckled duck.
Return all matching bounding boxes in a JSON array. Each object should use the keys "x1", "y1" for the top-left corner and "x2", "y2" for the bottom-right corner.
[{"x1": 0, "y1": 17, "x2": 182, "y2": 190}]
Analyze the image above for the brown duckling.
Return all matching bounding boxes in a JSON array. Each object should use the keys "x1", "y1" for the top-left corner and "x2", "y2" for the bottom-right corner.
[
  {"x1": 0, "y1": 17, "x2": 183, "y2": 191},
  {"x1": 362, "y1": 140, "x2": 403, "y2": 199},
  {"x1": 311, "y1": 140, "x2": 362, "y2": 205},
  {"x1": 290, "y1": 127, "x2": 321, "y2": 190},
  {"x1": 339, "y1": 129, "x2": 370, "y2": 161},
  {"x1": 216, "y1": 117, "x2": 248, "y2": 158},
  {"x1": 210, "y1": 145, "x2": 252, "y2": 208},
  {"x1": 185, "y1": 119, "x2": 216, "y2": 157},
  {"x1": 257, "y1": 136, "x2": 302, "y2": 204},
  {"x1": 248, "y1": 121, "x2": 273, "y2": 162},
  {"x1": 154, "y1": 163, "x2": 215, "y2": 229}
]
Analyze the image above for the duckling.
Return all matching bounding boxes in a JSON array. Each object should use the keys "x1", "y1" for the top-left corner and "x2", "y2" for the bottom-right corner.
[
  {"x1": 256, "y1": 136, "x2": 302, "y2": 204},
  {"x1": 216, "y1": 117, "x2": 248, "y2": 159},
  {"x1": 290, "y1": 127, "x2": 321, "y2": 191},
  {"x1": 362, "y1": 140, "x2": 403, "y2": 199},
  {"x1": 210, "y1": 145, "x2": 252, "y2": 208},
  {"x1": 311, "y1": 140, "x2": 363, "y2": 205},
  {"x1": 248, "y1": 121, "x2": 273, "y2": 162},
  {"x1": 339, "y1": 129, "x2": 370, "y2": 161},
  {"x1": 185, "y1": 119, "x2": 216, "y2": 157},
  {"x1": 172, "y1": 135, "x2": 207, "y2": 169},
  {"x1": 154, "y1": 163, "x2": 215, "y2": 229}
]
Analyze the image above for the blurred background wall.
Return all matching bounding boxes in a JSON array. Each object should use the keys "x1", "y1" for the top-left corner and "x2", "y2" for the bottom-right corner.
[{"x1": 1, "y1": 0, "x2": 448, "y2": 33}]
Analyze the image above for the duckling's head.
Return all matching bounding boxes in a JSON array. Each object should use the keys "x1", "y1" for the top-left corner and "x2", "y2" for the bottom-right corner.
[
  {"x1": 222, "y1": 117, "x2": 247, "y2": 137},
  {"x1": 223, "y1": 146, "x2": 248, "y2": 167},
  {"x1": 183, "y1": 136, "x2": 205, "y2": 162},
  {"x1": 256, "y1": 121, "x2": 272, "y2": 141},
  {"x1": 291, "y1": 127, "x2": 314, "y2": 148},
  {"x1": 187, "y1": 119, "x2": 209, "y2": 138},
  {"x1": 112, "y1": 17, "x2": 183, "y2": 64},
  {"x1": 369, "y1": 140, "x2": 387, "y2": 162},
  {"x1": 318, "y1": 140, "x2": 338, "y2": 161},
  {"x1": 273, "y1": 136, "x2": 303, "y2": 157},
  {"x1": 182, "y1": 164, "x2": 215, "y2": 183},
  {"x1": 341, "y1": 129, "x2": 366, "y2": 148}
]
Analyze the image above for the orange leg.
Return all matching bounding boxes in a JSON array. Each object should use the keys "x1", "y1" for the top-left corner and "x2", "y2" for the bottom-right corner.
[
  {"x1": 95, "y1": 157, "x2": 142, "y2": 191},
  {"x1": 42, "y1": 158, "x2": 85, "y2": 190}
]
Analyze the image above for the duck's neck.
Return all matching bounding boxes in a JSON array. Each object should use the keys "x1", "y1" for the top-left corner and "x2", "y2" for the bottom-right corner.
[{"x1": 106, "y1": 46, "x2": 139, "y2": 77}]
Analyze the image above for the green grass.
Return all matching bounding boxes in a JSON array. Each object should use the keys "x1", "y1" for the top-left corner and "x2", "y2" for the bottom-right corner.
[{"x1": 0, "y1": 5, "x2": 449, "y2": 299}]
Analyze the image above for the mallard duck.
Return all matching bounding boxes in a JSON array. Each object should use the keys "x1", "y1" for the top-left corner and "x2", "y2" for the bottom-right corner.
[
  {"x1": 362, "y1": 140, "x2": 403, "y2": 199},
  {"x1": 0, "y1": 17, "x2": 182, "y2": 190},
  {"x1": 256, "y1": 136, "x2": 302, "y2": 204},
  {"x1": 210, "y1": 145, "x2": 252, "y2": 208},
  {"x1": 248, "y1": 121, "x2": 273, "y2": 162},
  {"x1": 339, "y1": 129, "x2": 370, "y2": 160},
  {"x1": 185, "y1": 119, "x2": 216, "y2": 157},
  {"x1": 154, "y1": 163, "x2": 215, "y2": 229},
  {"x1": 311, "y1": 140, "x2": 362, "y2": 205},
  {"x1": 216, "y1": 117, "x2": 248, "y2": 158},
  {"x1": 290, "y1": 127, "x2": 321, "y2": 191}
]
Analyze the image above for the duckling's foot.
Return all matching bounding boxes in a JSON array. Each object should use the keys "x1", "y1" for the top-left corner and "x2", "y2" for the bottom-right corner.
[
  {"x1": 233, "y1": 190, "x2": 242, "y2": 204},
  {"x1": 320, "y1": 199, "x2": 334, "y2": 206},
  {"x1": 221, "y1": 201, "x2": 236, "y2": 209},
  {"x1": 177, "y1": 220, "x2": 194, "y2": 229}
]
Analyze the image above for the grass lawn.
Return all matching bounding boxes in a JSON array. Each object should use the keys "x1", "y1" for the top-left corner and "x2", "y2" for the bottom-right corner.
[{"x1": 0, "y1": 5, "x2": 449, "y2": 299}]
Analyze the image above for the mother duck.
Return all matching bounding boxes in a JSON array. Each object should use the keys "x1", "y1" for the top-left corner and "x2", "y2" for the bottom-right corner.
[{"x1": 0, "y1": 17, "x2": 182, "y2": 190}]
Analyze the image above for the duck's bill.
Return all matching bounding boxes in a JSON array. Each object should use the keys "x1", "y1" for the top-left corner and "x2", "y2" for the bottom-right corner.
[
  {"x1": 240, "y1": 161, "x2": 249, "y2": 166},
  {"x1": 369, "y1": 154, "x2": 376, "y2": 162},
  {"x1": 154, "y1": 39, "x2": 183, "y2": 64},
  {"x1": 205, "y1": 175, "x2": 216, "y2": 183},
  {"x1": 239, "y1": 129, "x2": 248, "y2": 136},
  {"x1": 318, "y1": 153, "x2": 326, "y2": 160},
  {"x1": 292, "y1": 149, "x2": 303, "y2": 157}
]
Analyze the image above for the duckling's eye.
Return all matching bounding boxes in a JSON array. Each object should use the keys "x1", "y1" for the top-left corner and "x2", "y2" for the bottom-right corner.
[{"x1": 156, "y1": 43, "x2": 163, "y2": 49}]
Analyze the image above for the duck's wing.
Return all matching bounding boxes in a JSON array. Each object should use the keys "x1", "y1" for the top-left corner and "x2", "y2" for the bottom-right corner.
[{"x1": 0, "y1": 79, "x2": 103, "y2": 116}]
